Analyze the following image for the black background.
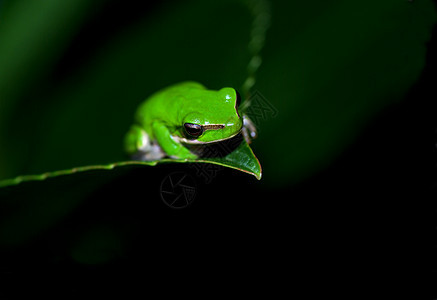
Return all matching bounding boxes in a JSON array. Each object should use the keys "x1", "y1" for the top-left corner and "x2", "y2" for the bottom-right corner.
[{"x1": 0, "y1": 0, "x2": 436, "y2": 297}]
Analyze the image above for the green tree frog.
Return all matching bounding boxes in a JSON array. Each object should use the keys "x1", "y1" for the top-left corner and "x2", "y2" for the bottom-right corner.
[{"x1": 124, "y1": 81, "x2": 256, "y2": 160}]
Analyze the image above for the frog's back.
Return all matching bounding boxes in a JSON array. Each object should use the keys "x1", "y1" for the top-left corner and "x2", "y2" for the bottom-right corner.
[{"x1": 135, "y1": 81, "x2": 206, "y2": 129}]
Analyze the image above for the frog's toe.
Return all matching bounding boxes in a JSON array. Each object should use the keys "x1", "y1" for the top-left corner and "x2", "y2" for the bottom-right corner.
[
  {"x1": 132, "y1": 143, "x2": 165, "y2": 161},
  {"x1": 242, "y1": 115, "x2": 257, "y2": 144},
  {"x1": 129, "y1": 129, "x2": 165, "y2": 161}
]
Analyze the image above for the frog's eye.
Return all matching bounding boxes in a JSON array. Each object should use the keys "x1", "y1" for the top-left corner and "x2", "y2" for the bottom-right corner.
[
  {"x1": 184, "y1": 123, "x2": 204, "y2": 138},
  {"x1": 235, "y1": 90, "x2": 241, "y2": 108}
]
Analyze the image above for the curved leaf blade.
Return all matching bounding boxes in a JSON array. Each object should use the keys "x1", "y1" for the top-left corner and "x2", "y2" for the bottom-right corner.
[{"x1": 0, "y1": 140, "x2": 261, "y2": 188}]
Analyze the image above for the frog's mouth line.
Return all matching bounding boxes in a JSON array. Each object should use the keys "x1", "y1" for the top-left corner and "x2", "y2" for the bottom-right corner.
[{"x1": 173, "y1": 129, "x2": 242, "y2": 145}]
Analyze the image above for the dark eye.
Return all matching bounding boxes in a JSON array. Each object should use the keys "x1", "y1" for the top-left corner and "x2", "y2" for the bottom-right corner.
[
  {"x1": 184, "y1": 123, "x2": 203, "y2": 138},
  {"x1": 235, "y1": 90, "x2": 241, "y2": 108}
]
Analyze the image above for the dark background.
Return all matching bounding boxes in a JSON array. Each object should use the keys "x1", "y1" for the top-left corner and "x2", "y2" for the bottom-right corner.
[{"x1": 0, "y1": 0, "x2": 436, "y2": 297}]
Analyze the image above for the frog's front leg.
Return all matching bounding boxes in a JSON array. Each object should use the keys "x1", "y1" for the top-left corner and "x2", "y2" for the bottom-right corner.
[
  {"x1": 242, "y1": 115, "x2": 257, "y2": 144},
  {"x1": 152, "y1": 121, "x2": 197, "y2": 159}
]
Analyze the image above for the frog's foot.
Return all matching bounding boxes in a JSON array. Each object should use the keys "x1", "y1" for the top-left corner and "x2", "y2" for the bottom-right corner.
[
  {"x1": 133, "y1": 143, "x2": 165, "y2": 161},
  {"x1": 126, "y1": 126, "x2": 165, "y2": 161},
  {"x1": 242, "y1": 115, "x2": 257, "y2": 144}
]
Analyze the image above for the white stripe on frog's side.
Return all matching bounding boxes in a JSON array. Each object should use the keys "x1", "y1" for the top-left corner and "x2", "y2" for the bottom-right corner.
[{"x1": 203, "y1": 124, "x2": 225, "y2": 131}]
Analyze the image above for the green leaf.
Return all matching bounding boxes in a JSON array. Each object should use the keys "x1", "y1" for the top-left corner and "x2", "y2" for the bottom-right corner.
[{"x1": 0, "y1": 139, "x2": 261, "y2": 188}]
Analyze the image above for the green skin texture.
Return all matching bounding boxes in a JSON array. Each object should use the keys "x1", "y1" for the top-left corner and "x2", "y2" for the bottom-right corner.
[{"x1": 125, "y1": 81, "x2": 243, "y2": 159}]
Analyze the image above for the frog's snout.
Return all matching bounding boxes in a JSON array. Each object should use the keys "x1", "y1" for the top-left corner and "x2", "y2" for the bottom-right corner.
[{"x1": 225, "y1": 118, "x2": 243, "y2": 134}]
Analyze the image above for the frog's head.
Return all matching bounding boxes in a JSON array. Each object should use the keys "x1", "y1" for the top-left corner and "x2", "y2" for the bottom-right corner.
[{"x1": 180, "y1": 87, "x2": 243, "y2": 144}]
